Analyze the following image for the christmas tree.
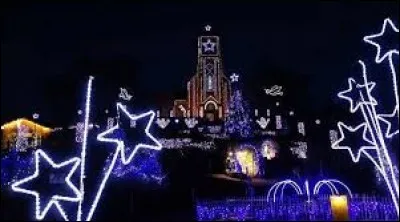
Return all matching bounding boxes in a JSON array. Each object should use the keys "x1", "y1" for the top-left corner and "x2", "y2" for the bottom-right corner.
[{"x1": 225, "y1": 74, "x2": 253, "y2": 138}]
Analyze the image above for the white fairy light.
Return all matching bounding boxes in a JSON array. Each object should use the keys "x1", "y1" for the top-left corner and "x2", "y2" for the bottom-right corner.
[
  {"x1": 297, "y1": 122, "x2": 305, "y2": 136},
  {"x1": 264, "y1": 85, "x2": 284, "y2": 97},
  {"x1": 275, "y1": 115, "x2": 282, "y2": 130},
  {"x1": 119, "y1": 88, "x2": 133, "y2": 101},
  {"x1": 256, "y1": 117, "x2": 270, "y2": 129},
  {"x1": 156, "y1": 118, "x2": 170, "y2": 129},
  {"x1": 11, "y1": 149, "x2": 82, "y2": 221},
  {"x1": 88, "y1": 103, "x2": 161, "y2": 221}
]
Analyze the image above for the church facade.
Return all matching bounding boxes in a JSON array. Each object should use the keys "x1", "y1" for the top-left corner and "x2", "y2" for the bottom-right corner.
[{"x1": 171, "y1": 25, "x2": 231, "y2": 121}]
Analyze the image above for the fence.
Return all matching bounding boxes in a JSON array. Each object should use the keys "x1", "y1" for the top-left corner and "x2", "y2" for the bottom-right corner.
[{"x1": 196, "y1": 195, "x2": 398, "y2": 221}]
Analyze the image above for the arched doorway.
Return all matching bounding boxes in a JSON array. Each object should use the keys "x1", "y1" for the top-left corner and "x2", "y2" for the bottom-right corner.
[{"x1": 204, "y1": 101, "x2": 218, "y2": 121}]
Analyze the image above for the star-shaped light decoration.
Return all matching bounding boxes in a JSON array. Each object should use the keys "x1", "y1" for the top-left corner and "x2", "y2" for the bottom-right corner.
[
  {"x1": 97, "y1": 102, "x2": 162, "y2": 165},
  {"x1": 230, "y1": 73, "x2": 239, "y2": 82},
  {"x1": 202, "y1": 39, "x2": 216, "y2": 52},
  {"x1": 11, "y1": 149, "x2": 81, "y2": 221},
  {"x1": 337, "y1": 78, "x2": 377, "y2": 113},
  {"x1": 363, "y1": 18, "x2": 399, "y2": 63},
  {"x1": 332, "y1": 122, "x2": 377, "y2": 163},
  {"x1": 205, "y1": 25, "x2": 212, "y2": 32},
  {"x1": 378, "y1": 107, "x2": 399, "y2": 138}
]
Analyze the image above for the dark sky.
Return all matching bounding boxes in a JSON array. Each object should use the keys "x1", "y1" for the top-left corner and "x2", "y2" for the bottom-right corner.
[{"x1": 1, "y1": 2, "x2": 399, "y2": 126}]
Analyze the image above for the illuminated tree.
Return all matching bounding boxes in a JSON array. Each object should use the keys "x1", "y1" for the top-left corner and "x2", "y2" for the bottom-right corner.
[{"x1": 225, "y1": 89, "x2": 253, "y2": 138}]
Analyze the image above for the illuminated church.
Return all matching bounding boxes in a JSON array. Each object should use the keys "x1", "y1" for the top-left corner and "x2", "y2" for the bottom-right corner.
[{"x1": 170, "y1": 25, "x2": 231, "y2": 121}]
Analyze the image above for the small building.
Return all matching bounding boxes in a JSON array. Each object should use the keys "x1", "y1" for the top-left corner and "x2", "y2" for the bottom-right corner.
[{"x1": 1, "y1": 118, "x2": 52, "y2": 151}]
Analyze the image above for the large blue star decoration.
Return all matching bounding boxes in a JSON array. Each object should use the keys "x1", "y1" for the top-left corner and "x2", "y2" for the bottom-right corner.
[
  {"x1": 337, "y1": 78, "x2": 377, "y2": 113},
  {"x1": 378, "y1": 107, "x2": 399, "y2": 138},
  {"x1": 97, "y1": 102, "x2": 162, "y2": 165},
  {"x1": 364, "y1": 18, "x2": 399, "y2": 63},
  {"x1": 11, "y1": 149, "x2": 81, "y2": 221},
  {"x1": 332, "y1": 122, "x2": 377, "y2": 163}
]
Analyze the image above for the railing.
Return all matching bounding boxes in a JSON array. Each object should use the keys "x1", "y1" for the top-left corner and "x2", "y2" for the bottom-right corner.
[{"x1": 196, "y1": 195, "x2": 398, "y2": 221}]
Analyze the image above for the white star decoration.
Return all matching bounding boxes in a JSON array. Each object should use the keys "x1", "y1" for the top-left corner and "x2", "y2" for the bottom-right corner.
[
  {"x1": 364, "y1": 18, "x2": 399, "y2": 63},
  {"x1": 202, "y1": 39, "x2": 216, "y2": 52},
  {"x1": 11, "y1": 150, "x2": 81, "y2": 221},
  {"x1": 230, "y1": 73, "x2": 239, "y2": 82},
  {"x1": 332, "y1": 122, "x2": 377, "y2": 163},
  {"x1": 338, "y1": 78, "x2": 377, "y2": 113},
  {"x1": 378, "y1": 107, "x2": 399, "y2": 138},
  {"x1": 97, "y1": 102, "x2": 162, "y2": 165}
]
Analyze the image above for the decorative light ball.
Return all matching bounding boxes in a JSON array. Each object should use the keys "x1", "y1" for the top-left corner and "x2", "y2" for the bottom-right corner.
[
  {"x1": 33, "y1": 113, "x2": 40, "y2": 119},
  {"x1": 276, "y1": 102, "x2": 280, "y2": 107},
  {"x1": 78, "y1": 110, "x2": 83, "y2": 115},
  {"x1": 289, "y1": 111, "x2": 294, "y2": 116},
  {"x1": 175, "y1": 119, "x2": 179, "y2": 123},
  {"x1": 315, "y1": 119, "x2": 321, "y2": 125},
  {"x1": 105, "y1": 109, "x2": 109, "y2": 114}
]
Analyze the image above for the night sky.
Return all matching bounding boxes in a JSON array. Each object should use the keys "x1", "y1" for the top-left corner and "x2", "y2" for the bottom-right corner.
[{"x1": 2, "y1": 3, "x2": 399, "y2": 126}]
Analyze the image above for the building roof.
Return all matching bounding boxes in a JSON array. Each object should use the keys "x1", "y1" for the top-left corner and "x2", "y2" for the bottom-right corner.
[{"x1": 1, "y1": 118, "x2": 52, "y2": 134}]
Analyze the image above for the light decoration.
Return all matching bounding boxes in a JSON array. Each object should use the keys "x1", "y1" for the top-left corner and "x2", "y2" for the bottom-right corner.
[
  {"x1": 298, "y1": 122, "x2": 306, "y2": 136},
  {"x1": 225, "y1": 88, "x2": 252, "y2": 138},
  {"x1": 256, "y1": 117, "x2": 270, "y2": 129},
  {"x1": 75, "y1": 122, "x2": 84, "y2": 143},
  {"x1": 178, "y1": 105, "x2": 187, "y2": 117},
  {"x1": 159, "y1": 138, "x2": 215, "y2": 150},
  {"x1": 332, "y1": 18, "x2": 399, "y2": 216},
  {"x1": 77, "y1": 76, "x2": 94, "y2": 221},
  {"x1": 130, "y1": 119, "x2": 136, "y2": 128},
  {"x1": 16, "y1": 123, "x2": 30, "y2": 152},
  {"x1": 156, "y1": 118, "x2": 170, "y2": 129},
  {"x1": 315, "y1": 119, "x2": 321, "y2": 125},
  {"x1": 275, "y1": 115, "x2": 282, "y2": 130},
  {"x1": 202, "y1": 39, "x2": 216, "y2": 52},
  {"x1": 261, "y1": 140, "x2": 279, "y2": 160},
  {"x1": 107, "y1": 117, "x2": 114, "y2": 130},
  {"x1": 1, "y1": 149, "x2": 34, "y2": 189},
  {"x1": 184, "y1": 118, "x2": 198, "y2": 128},
  {"x1": 266, "y1": 179, "x2": 353, "y2": 203},
  {"x1": 329, "y1": 129, "x2": 339, "y2": 145},
  {"x1": 196, "y1": 195, "x2": 397, "y2": 221},
  {"x1": 290, "y1": 141, "x2": 308, "y2": 159},
  {"x1": 2, "y1": 119, "x2": 52, "y2": 150},
  {"x1": 264, "y1": 85, "x2": 283, "y2": 96},
  {"x1": 226, "y1": 144, "x2": 263, "y2": 177},
  {"x1": 289, "y1": 111, "x2": 295, "y2": 116},
  {"x1": 230, "y1": 73, "x2": 239, "y2": 82},
  {"x1": 89, "y1": 103, "x2": 162, "y2": 221},
  {"x1": 119, "y1": 87, "x2": 133, "y2": 101},
  {"x1": 208, "y1": 125, "x2": 222, "y2": 134},
  {"x1": 330, "y1": 195, "x2": 349, "y2": 221},
  {"x1": 11, "y1": 149, "x2": 82, "y2": 221},
  {"x1": 104, "y1": 148, "x2": 166, "y2": 185}
]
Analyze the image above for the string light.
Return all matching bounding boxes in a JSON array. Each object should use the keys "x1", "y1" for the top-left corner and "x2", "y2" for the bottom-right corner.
[
  {"x1": 264, "y1": 85, "x2": 283, "y2": 96},
  {"x1": 333, "y1": 29, "x2": 399, "y2": 216},
  {"x1": 119, "y1": 88, "x2": 133, "y2": 101},
  {"x1": 275, "y1": 115, "x2": 282, "y2": 130},
  {"x1": 266, "y1": 179, "x2": 352, "y2": 203},
  {"x1": 297, "y1": 122, "x2": 305, "y2": 136},
  {"x1": 184, "y1": 118, "x2": 198, "y2": 128},
  {"x1": 88, "y1": 103, "x2": 161, "y2": 221},
  {"x1": 332, "y1": 122, "x2": 376, "y2": 163},
  {"x1": 230, "y1": 73, "x2": 239, "y2": 82},
  {"x1": 156, "y1": 118, "x2": 170, "y2": 129},
  {"x1": 256, "y1": 117, "x2": 270, "y2": 129},
  {"x1": 11, "y1": 149, "x2": 81, "y2": 221}
]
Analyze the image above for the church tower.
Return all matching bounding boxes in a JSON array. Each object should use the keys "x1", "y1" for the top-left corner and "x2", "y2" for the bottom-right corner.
[{"x1": 185, "y1": 25, "x2": 231, "y2": 121}]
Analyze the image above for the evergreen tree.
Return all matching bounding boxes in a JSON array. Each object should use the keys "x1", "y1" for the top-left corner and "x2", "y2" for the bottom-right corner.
[{"x1": 225, "y1": 89, "x2": 253, "y2": 138}]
